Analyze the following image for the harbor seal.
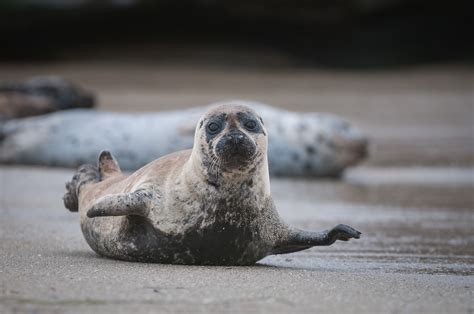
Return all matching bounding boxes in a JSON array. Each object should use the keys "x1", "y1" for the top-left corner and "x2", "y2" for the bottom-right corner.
[
  {"x1": 0, "y1": 100, "x2": 367, "y2": 177},
  {"x1": 63, "y1": 103, "x2": 361, "y2": 265}
]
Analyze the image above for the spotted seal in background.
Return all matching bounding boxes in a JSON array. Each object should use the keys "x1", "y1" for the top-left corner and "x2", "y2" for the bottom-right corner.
[
  {"x1": 0, "y1": 100, "x2": 367, "y2": 177},
  {"x1": 63, "y1": 103, "x2": 361, "y2": 265}
]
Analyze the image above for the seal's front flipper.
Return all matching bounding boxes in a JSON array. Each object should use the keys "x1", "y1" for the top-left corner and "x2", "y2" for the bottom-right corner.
[
  {"x1": 328, "y1": 224, "x2": 361, "y2": 242},
  {"x1": 98, "y1": 150, "x2": 122, "y2": 180},
  {"x1": 272, "y1": 224, "x2": 361, "y2": 254},
  {"x1": 86, "y1": 190, "x2": 152, "y2": 218}
]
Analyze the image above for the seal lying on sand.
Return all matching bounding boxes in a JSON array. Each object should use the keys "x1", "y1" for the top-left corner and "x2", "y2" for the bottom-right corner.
[
  {"x1": 0, "y1": 76, "x2": 94, "y2": 121},
  {"x1": 0, "y1": 100, "x2": 367, "y2": 177},
  {"x1": 63, "y1": 103, "x2": 361, "y2": 265}
]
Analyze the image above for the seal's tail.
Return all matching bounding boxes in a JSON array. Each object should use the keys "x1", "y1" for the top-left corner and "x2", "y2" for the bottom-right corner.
[
  {"x1": 63, "y1": 150, "x2": 120, "y2": 212},
  {"x1": 63, "y1": 164, "x2": 99, "y2": 212}
]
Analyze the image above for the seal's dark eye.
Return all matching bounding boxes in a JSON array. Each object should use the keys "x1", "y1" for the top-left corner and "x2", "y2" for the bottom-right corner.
[
  {"x1": 207, "y1": 122, "x2": 220, "y2": 133},
  {"x1": 245, "y1": 120, "x2": 257, "y2": 130}
]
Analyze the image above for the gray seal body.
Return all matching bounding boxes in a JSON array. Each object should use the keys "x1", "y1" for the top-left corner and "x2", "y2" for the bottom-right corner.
[
  {"x1": 64, "y1": 103, "x2": 361, "y2": 265},
  {"x1": 1, "y1": 100, "x2": 367, "y2": 177}
]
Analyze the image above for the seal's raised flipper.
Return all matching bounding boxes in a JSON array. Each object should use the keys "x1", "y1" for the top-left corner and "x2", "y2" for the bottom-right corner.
[
  {"x1": 86, "y1": 190, "x2": 153, "y2": 218},
  {"x1": 98, "y1": 150, "x2": 122, "y2": 180},
  {"x1": 271, "y1": 224, "x2": 361, "y2": 254}
]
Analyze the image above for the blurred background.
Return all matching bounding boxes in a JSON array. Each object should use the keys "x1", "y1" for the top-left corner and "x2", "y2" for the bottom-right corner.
[
  {"x1": 1, "y1": 0, "x2": 473, "y2": 65},
  {"x1": 0, "y1": 0, "x2": 473, "y2": 166}
]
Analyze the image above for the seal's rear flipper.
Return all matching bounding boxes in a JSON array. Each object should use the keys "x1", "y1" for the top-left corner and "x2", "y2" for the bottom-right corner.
[
  {"x1": 98, "y1": 150, "x2": 122, "y2": 180},
  {"x1": 63, "y1": 164, "x2": 99, "y2": 212},
  {"x1": 86, "y1": 190, "x2": 152, "y2": 218}
]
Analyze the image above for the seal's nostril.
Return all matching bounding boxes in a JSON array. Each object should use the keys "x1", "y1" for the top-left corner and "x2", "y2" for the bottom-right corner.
[{"x1": 225, "y1": 133, "x2": 246, "y2": 145}]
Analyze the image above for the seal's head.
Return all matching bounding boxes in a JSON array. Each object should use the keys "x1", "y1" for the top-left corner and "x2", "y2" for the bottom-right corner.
[{"x1": 193, "y1": 103, "x2": 267, "y2": 174}]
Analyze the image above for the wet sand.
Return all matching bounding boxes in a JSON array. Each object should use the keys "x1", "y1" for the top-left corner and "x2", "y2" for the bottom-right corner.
[
  {"x1": 0, "y1": 165, "x2": 472, "y2": 313},
  {"x1": 0, "y1": 62, "x2": 473, "y2": 313}
]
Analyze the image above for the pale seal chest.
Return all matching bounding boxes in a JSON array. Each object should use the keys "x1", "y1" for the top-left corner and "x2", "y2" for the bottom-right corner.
[{"x1": 64, "y1": 103, "x2": 361, "y2": 265}]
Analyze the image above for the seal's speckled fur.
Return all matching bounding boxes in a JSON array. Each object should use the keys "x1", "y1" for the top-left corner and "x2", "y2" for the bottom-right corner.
[
  {"x1": 1, "y1": 100, "x2": 367, "y2": 177},
  {"x1": 64, "y1": 103, "x2": 361, "y2": 265}
]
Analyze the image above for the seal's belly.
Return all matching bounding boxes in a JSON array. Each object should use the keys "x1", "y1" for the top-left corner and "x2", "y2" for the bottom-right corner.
[
  {"x1": 177, "y1": 222, "x2": 269, "y2": 265},
  {"x1": 83, "y1": 215, "x2": 270, "y2": 265},
  {"x1": 143, "y1": 223, "x2": 269, "y2": 265}
]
